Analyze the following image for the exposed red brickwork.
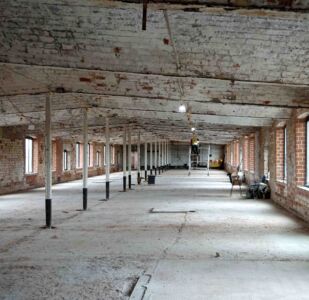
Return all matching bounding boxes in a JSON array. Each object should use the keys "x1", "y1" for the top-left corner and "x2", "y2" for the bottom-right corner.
[
  {"x1": 226, "y1": 144, "x2": 231, "y2": 165},
  {"x1": 276, "y1": 128, "x2": 285, "y2": 181},
  {"x1": 235, "y1": 141, "x2": 239, "y2": 167},
  {"x1": 52, "y1": 141, "x2": 57, "y2": 171},
  {"x1": 32, "y1": 138, "x2": 39, "y2": 174},
  {"x1": 295, "y1": 120, "x2": 306, "y2": 185},
  {"x1": 89, "y1": 143, "x2": 94, "y2": 167},
  {"x1": 0, "y1": 127, "x2": 121, "y2": 195},
  {"x1": 224, "y1": 111, "x2": 309, "y2": 223},
  {"x1": 243, "y1": 137, "x2": 249, "y2": 171},
  {"x1": 249, "y1": 136, "x2": 255, "y2": 173}
]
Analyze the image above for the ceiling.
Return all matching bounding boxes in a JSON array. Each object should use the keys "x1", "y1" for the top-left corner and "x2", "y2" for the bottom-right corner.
[{"x1": 0, "y1": 0, "x2": 308, "y2": 144}]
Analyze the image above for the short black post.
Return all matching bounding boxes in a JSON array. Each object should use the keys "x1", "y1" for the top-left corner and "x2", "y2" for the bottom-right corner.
[
  {"x1": 159, "y1": 167, "x2": 161, "y2": 175},
  {"x1": 138, "y1": 172, "x2": 141, "y2": 184},
  {"x1": 106, "y1": 181, "x2": 110, "y2": 200},
  {"x1": 129, "y1": 174, "x2": 132, "y2": 189},
  {"x1": 45, "y1": 199, "x2": 52, "y2": 228},
  {"x1": 145, "y1": 170, "x2": 147, "y2": 181},
  {"x1": 155, "y1": 167, "x2": 157, "y2": 176},
  {"x1": 83, "y1": 188, "x2": 88, "y2": 210},
  {"x1": 150, "y1": 169, "x2": 153, "y2": 175},
  {"x1": 123, "y1": 176, "x2": 126, "y2": 191}
]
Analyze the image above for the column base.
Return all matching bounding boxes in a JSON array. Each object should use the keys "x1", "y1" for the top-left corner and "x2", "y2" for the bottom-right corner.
[
  {"x1": 83, "y1": 188, "x2": 88, "y2": 210},
  {"x1": 129, "y1": 174, "x2": 132, "y2": 189},
  {"x1": 137, "y1": 172, "x2": 141, "y2": 184},
  {"x1": 106, "y1": 181, "x2": 110, "y2": 200},
  {"x1": 123, "y1": 176, "x2": 126, "y2": 191},
  {"x1": 45, "y1": 198, "x2": 52, "y2": 228}
]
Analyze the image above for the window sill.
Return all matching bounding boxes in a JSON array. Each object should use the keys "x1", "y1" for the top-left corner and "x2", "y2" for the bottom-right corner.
[
  {"x1": 25, "y1": 173, "x2": 38, "y2": 176},
  {"x1": 298, "y1": 186, "x2": 309, "y2": 193},
  {"x1": 276, "y1": 180, "x2": 287, "y2": 186}
]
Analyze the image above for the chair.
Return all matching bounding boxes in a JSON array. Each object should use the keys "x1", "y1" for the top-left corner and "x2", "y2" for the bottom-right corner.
[{"x1": 227, "y1": 171, "x2": 243, "y2": 196}]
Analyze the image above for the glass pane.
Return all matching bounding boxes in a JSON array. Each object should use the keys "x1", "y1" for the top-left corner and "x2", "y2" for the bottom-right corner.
[
  {"x1": 307, "y1": 120, "x2": 309, "y2": 185},
  {"x1": 284, "y1": 127, "x2": 287, "y2": 180},
  {"x1": 25, "y1": 138, "x2": 33, "y2": 174}
]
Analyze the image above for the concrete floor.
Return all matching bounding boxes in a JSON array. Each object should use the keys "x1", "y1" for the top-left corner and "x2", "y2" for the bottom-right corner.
[{"x1": 1, "y1": 170, "x2": 309, "y2": 300}]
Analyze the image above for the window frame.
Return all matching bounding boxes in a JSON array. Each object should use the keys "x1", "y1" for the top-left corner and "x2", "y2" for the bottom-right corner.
[
  {"x1": 76, "y1": 142, "x2": 81, "y2": 168},
  {"x1": 283, "y1": 126, "x2": 287, "y2": 181},
  {"x1": 305, "y1": 116, "x2": 309, "y2": 187},
  {"x1": 25, "y1": 137, "x2": 33, "y2": 174},
  {"x1": 88, "y1": 143, "x2": 91, "y2": 166},
  {"x1": 63, "y1": 150, "x2": 69, "y2": 171},
  {"x1": 96, "y1": 150, "x2": 100, "y2": 167},
  {"x1": 104, "y1": 145, "x2": 106, "y2": 166}
]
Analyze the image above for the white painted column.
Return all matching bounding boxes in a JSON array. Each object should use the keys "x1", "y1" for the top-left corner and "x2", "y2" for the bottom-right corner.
[
  {"x1": 207, "y1": 144, "x2": 211, "y2": 176},
  {"x1": 162, "y1": 140, "x2": 165, "y2": 169},
  {"x1": 165, "y1": 140, "x2": 167, "y2": 167},
  {"x1": 128, "y1": 125, "x2": 132, "y2": 189},
  {"x1": 82, "y1": 108, "x2": 88, "y2": 210},
  {"x1": 161, "y1": 140, "x2": 164, "y2": 169},
  {"x1": 158, "y1": 140, "x2": 161, "y2": 174},
  {"x1": 122, "y1": 127, "x2": 127, "y2": 191},
  {"x1": 144, "y1": 141, "x2": 148, "y2": 181},
  {"x1": 105, "y1": 117, "x2": 110, "y2": 199},
  {"x1": 150, "y1": 140, "x2": 153, "y2": 175},
  {"x1": 154, "y1": 138, "x2": 157, "y2": 175},
  {"x1": 45, "y1": 94, "x2": 52, "y2": 228},
  {"x1": 188, "y1": 145, "x2": 191, "y2": 176},
  {"x1": 137, "y1": 131, "x2": 141, "y2": 184},
  {"x1": 167, "y1": 141, "x2": 170, "y2": 166}
]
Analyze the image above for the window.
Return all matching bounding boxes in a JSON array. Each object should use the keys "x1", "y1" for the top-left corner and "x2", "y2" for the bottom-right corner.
[
  {"x1": 76, "y1": 142, "x2": 81, "y2": 168},
  {"x1": 283, "y1": 127, "x2": 287, "y2": 181},
  {"x1": 25, "y1": 137, "x2": 33, "y2": 174},
  {"x1": 111, "y1": 145, "x2": 115, "y2": 165},
  {"x1": 276, "y1": 127, "x2": 286, "y2": 181},
  {"x1": 96, "y1": 151, "x2": 100, "y2": 167},
  {"x1": 63, "y1": 150, "x2": 69, "y2": 171},
  {"x1": 243, "y1": 137, "x2": 249, "y2": 171},
  {"x1": 249, "y1": 137, "x2": 255, "y2": 173},
  {"x1": 305, "y1": 118, "x2": 309, "y2": 186}
]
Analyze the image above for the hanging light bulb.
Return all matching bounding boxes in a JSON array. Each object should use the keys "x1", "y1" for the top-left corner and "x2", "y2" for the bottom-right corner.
[
  {"x1": 191, "y1": 127, "x2": 196, "y2": 132},
  {"x1": 178, "y1": 104, "x2": 186, "y2": 113}
]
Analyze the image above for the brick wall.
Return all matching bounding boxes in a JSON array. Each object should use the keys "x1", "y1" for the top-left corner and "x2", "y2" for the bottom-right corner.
[
  {"x1": 243, "y1": 137, "x2": 249, "y2": 171},
  {"x1": 275, "y1": 127, "x2": 285, "y2": 181},
  {"x1": 0, "y1": 127, "x2": 121, "y2": 195},
  {"x1": 295, "y1": 120, "x2": 306, "y2": 186},
  {"x1": 226, "y1": 109, "x2": 309, "y2": 223}
]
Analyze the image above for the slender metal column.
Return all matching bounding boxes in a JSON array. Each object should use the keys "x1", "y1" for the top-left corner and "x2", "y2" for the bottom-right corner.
[
  {"x1": 162, "y1": 140, "x2": 165, "y2": 171},
  {"x1": 207, "y1": 144, "x2": 211, "y2": 176},
  {"x1": 105, "y1": 117, "x2": 110, "y2": 199},
  {"x1": 123, "y1": 128, "x2": 127, "y2": 191},
  {"x1": 82, "y1": 108, "x2": 88, "y2": 210},
  {"x1": 158, "y1": 140, "x2": 161, "y2": 174},
  {"x1": 164, "y1": 140, "x2": 167, "y2": 170},
  {"x1": 137, "y1": 131, "x2": 141, "y2": 184},
  {"x1": 45, "y1": 94, "x2": 52, "y2": 228},
  {"x1": 154, "y1": 138, "x2": 157, "y2": 175},
  {"x1": 128, "y1": 125, "x2": 132, "y2": 189},
  {"x1": 144, "y1": 141, "x2": 147, "y2": 181},
  {"x1": 162, "y1": 140, "x2": 164, "y2": 172},
  {"x1": 150, "y1": 141, "x2": 153, "y2": 175},
  {"x1": 167, "y1": 141, "x2": 169, "y2": 168}
]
